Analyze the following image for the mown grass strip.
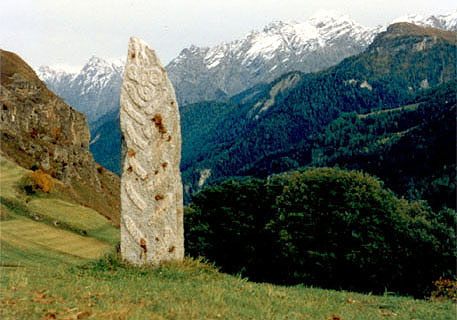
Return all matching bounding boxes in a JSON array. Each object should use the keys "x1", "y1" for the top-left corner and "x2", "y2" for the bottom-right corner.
[{"x1": 1, "y1": 217, "x2": 112, "y2": 260}]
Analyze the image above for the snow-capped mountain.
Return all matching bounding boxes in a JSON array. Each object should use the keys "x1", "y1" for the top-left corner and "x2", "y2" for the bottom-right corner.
[
  {"x1": 37, "y1": 9, "x2": 457, "y2": 115},
  {"x1": 167, "y1": 10, "x2": 381, "y2": 105},
  {"x1": 166, "y1": 9, "x2": 457, "y2": 105},
  {"x1": 392, "y1": 11, "x2": 457, "y2": 31},
  {"x1": 37, "y1": 56, "x2": 124, "y2": 124}
]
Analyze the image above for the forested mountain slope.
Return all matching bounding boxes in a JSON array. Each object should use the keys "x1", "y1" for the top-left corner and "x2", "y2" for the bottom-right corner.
[{"x1": 181, "y1": 23, "x2": 456, "y2": 202}]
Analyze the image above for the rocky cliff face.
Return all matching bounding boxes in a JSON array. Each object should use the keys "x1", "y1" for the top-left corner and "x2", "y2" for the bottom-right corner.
[{"x1": 0, "y1": 49, "x2": 120, "y2": 224}]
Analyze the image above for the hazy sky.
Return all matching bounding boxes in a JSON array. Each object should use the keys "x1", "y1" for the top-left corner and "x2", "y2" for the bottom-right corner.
[{"x1": 1, "y1": 0, "x2": 455, "y2": 72}]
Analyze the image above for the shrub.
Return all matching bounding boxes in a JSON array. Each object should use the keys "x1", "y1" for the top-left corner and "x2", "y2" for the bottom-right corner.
[
  {"x1": 431, "y1": 278, "x2": 457, "y2": 301},
  {"x1": 28, "y1": 169, "x2": 54, "y2": 193},
  {"x1": 268, "y1": 168, "x2": 455, "y2": 296},
  {"x1": 185, "y1": 178, "x2": 279, "y2": 281},
  {"x1": 185, "y1": 167, "x2": 456, "y2": 297}
]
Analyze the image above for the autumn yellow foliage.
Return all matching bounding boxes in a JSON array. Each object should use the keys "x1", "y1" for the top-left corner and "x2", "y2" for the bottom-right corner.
[
  {"x1": 431, "y1": 278, "x2": 457, "y2": 301},
  {"x1": 29, "y1": 169, "x2": 54, "y2": 193}
]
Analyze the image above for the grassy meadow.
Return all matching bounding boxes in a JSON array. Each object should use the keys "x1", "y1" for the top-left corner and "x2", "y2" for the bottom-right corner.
[{"x1": 0, "y1": 156, "x2": 455, "y2": 319}]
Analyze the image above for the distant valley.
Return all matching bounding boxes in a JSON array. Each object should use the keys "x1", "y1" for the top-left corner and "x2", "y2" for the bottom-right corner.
[{"x1": 180, "y1": 23, "x2": 456, "y2": 207}]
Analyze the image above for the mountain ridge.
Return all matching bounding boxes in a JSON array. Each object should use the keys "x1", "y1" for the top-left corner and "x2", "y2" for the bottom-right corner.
[
  {"x1": 166, "y1": 10, "x2": 379, "y2": 105},
  {"x1": 37, "y1": 56, "x2": 124, "y2": 124},
  {"x1": 37, "y1": 10, "x2": 457, "y2": 116},
  {"x1": 179, "y1": 22, "x2": 456, "y2": 200}
]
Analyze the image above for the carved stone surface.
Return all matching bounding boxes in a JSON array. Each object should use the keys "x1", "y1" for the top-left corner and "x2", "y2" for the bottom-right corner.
[{"x1": 120, "y1": 37, "x2": 184, "y2": 265}]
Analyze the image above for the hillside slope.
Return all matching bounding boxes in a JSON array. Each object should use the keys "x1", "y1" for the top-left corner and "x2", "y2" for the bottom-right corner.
[
  {"x1": 0, "y1": 159, "x2": 453, "y2": 319},
  {"x1": 0, "y1": 49, "x2": 120, "y2": 224},
  {"x1": 181, "y1": 23, "x2": 456, "y2": 200},
  {"x1": 0, "y1": 157, "x2": 118, "y2": 267},
  {"x1": 0, "y1": 148, "x2": 453, "y2": 319},
  {"x1": 310, "y1": 81, "x2": 456, "y2": 211}
]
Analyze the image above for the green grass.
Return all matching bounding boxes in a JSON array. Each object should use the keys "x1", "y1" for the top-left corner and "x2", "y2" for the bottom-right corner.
[
  {"x1": 0, "y1": 157, "x2": 28, "y2": 199},
  {"x1": 0, "y1": 233, "x2": 85, "y2": 267},
  {"x1": 1, "y1": 254, "x2": 454, "y2": 320},
  {"x1": 0, "y1": 156, "x2": 117, "y2": 268},
  {"x1": 0, "y1": 156, "x2": 118, "y2": 244},
  {"x1": 0, "y1": 156, "x2": 454, "y2": 319},
  {"x1": 0, "y1": 203, "x2": 14, "y2": 221},
  {"x1": 1, "y1": 214, "x2": 112, "y2": 262},
  {"x1": 358, "y1": 103, "x2": 419, "y2": 118}
]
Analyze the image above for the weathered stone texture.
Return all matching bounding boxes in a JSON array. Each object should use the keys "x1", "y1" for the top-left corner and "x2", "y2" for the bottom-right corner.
[{"x1": 120, "y1": 37, "x2": 184, "y2": 265}]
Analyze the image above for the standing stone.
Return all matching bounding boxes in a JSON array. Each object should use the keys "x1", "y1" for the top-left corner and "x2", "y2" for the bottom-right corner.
[{"x1": 120, "y1": 37, "x2": 184, "y2": 265}]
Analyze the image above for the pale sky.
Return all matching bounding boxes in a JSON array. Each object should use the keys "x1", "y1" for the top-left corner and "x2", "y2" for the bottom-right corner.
[{"x1": 1, "y1": 0, "x2": 455, "y2": 72}]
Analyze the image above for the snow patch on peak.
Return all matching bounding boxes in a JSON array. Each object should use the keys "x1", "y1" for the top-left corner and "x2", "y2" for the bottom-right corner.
[
  {"x1": 106, "y1": 57, "x2": 125, "y2": 69},
  {"x1": 37, "y1": 65, "x2": 76, "y2": 83},
  {"x1": 245, "y1": 32, "x2": 284, "y2": 61},
  {"x1": 204, "y1": 46, "x2": 226, "y2": 69},
  {"x1": 84, "y1": 56, "x2": 113, "y2": 70},
  {"x1": 391, "y1": 10, "x2": 457, "y2": 30},
  {"x1": 292, "y1": 22, "x2": 320, "y2": 40}
]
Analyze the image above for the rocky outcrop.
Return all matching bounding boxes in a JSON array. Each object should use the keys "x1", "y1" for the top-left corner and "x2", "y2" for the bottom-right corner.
[
  {"x1": 120, "y1": 38, "x2": 184, "y2": 265},
  {"x1": 0, "y1": 49, "x2": 120, "y2": 224}
]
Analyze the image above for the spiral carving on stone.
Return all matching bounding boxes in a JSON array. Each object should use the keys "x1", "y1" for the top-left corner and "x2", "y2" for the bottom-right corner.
[{"x1": 120, "y1": 37, "x2": 184, "y2": 265}]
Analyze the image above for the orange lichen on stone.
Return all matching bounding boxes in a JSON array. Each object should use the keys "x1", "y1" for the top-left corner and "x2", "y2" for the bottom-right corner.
[
  {"x1": 140, "y1": 238, "x2": 147, "y2": 253},
  {"x1": 50, "y1": 126, "x2": 62, "y2": 138},
  {"x1": 128, "y1": 149, "x2": 136, "y2": 158},
  {"x1": 140, "y1": 238, "x2": 147, "y2": 259},
  {"x1": 151, "y1": 114, "x2": 167, "y2": 134}
]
